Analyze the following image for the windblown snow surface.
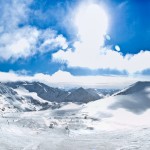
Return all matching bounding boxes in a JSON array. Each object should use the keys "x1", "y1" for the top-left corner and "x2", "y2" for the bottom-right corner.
[{"x1": 0, "y1": 82, "x2": 150, "y2": 150}]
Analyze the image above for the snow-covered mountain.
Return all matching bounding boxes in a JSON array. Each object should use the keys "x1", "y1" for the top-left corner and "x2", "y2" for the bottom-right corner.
[
  {"x1": 115, "y1": 81, "x2": 150, "y2": 96},
  {"x1": 5, "y1": 81, "x2": 102, "y2": 103},
  {"x1": 0, "y1": 81, "x2": 103, "y2": 112},
  {"x1": 65, "y1": 87, "x2": 100, "y2": 103},
  {"x1": 111, "y1": 81, "x2": 150, "y2": 113},
  {"x1": 96, "y1": 88, "x2": 119, "y2": 97},
  {"x1": 81, "y1": 81, "x2": 150, "y2": 129},
  {"x1": 0, "y1": 82, "x2": 53, "y2": 112},
  {"x1": 3, "y1": 80, "x2": 150, "y2": 116},
  {"x1": 0, "y1": 81, "x2": 150, "y2": 149},
  {"x1": 5, "y1": 81, "x2": 69, "y2": 103}
]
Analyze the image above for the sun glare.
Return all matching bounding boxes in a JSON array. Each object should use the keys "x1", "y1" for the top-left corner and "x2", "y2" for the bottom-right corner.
[{"x1": 75, "y1": 3, "x2": 108, "y2": 44}]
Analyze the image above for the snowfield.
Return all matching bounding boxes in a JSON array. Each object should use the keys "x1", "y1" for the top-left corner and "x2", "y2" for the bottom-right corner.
[
  {"x1": 0, "y1": 81, "x2": 150, "y2": 149},
  {"x1": 0, "y1": 104, "x2": 150, "y2": 150}
]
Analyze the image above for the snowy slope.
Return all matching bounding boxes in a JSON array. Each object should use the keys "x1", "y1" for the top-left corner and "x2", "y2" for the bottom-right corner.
[
  {"x1": 81, "y1": 81, "x2": 150, "y2": 130},
  {"x1": 0, "y1": 81, "x2": 150, "y2": 149},
  {"x1": 0, "y1": 97, "x2": 150, "y2": 150},
  {"x1": 1, "y1": 109, "x2": 150, "y2": 150}
]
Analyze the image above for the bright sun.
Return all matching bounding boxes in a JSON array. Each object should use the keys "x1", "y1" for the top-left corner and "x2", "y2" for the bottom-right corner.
[{"x1": 75, "y1": 3, "x2": 108, "y2": 45}]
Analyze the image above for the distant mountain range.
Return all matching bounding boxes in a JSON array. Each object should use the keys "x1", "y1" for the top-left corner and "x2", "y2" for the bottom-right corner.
[
  {"x1": 0, "y1": 81, "x2": 118, "y2": 112},
  {"x1": 1, "y1": 81, "x2": 150, "y2": 113},
  {"x1": 65, "y1": 87, "x2": 100, "y2": 103},
  {"x1": 5, "y1": 81, "x2": 102, "y2": 102}
]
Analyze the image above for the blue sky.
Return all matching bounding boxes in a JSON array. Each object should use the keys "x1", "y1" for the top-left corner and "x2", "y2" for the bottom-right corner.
[{"x1": 0, "y1": 0, "x2": 150, "y2": 79}]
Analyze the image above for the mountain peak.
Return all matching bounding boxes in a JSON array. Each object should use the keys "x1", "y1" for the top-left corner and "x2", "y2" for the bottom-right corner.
[{"x1": 115, "y1": 81, "x2": 150, "y2": 96}]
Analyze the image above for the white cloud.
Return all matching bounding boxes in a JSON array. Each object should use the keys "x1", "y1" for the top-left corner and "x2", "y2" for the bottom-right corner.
[
  {"x1": 53, "y1": 2, "x2": 109, "y2": 69},
  {"x1": 0, "y1": 0, "x2": 30, "y2": 30},
  {"x1": 1, "y1": 0, "x2": 149, "y2": 75},
  {"x1": 53, "y1": 46, "x2": 150, "y2": 74},
  {"x1": 40, "y1": 34, "x2": 68, "y2": 51},
  {"x1": 0, "y1": 70, "x2": 147, "y2": 89},
  {"x1": 52, "y1": 1, "x2": 150, "y2": 74},
  {"x1": 0, "y1": 0, "x2": 68, "y2": 61},
  {"x1": 0, "y1": 26, "x2": 39, "y2": 60}
]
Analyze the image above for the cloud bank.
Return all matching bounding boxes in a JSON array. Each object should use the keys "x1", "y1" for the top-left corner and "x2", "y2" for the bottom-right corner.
[{"x1": 0, "y1": 70, "x2": 144, "y2": 89}]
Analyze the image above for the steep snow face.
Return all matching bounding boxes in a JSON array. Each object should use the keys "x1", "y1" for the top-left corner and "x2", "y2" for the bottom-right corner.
[{"x1": 81, "y1": 81, "x2": 150, "y2": 130}]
